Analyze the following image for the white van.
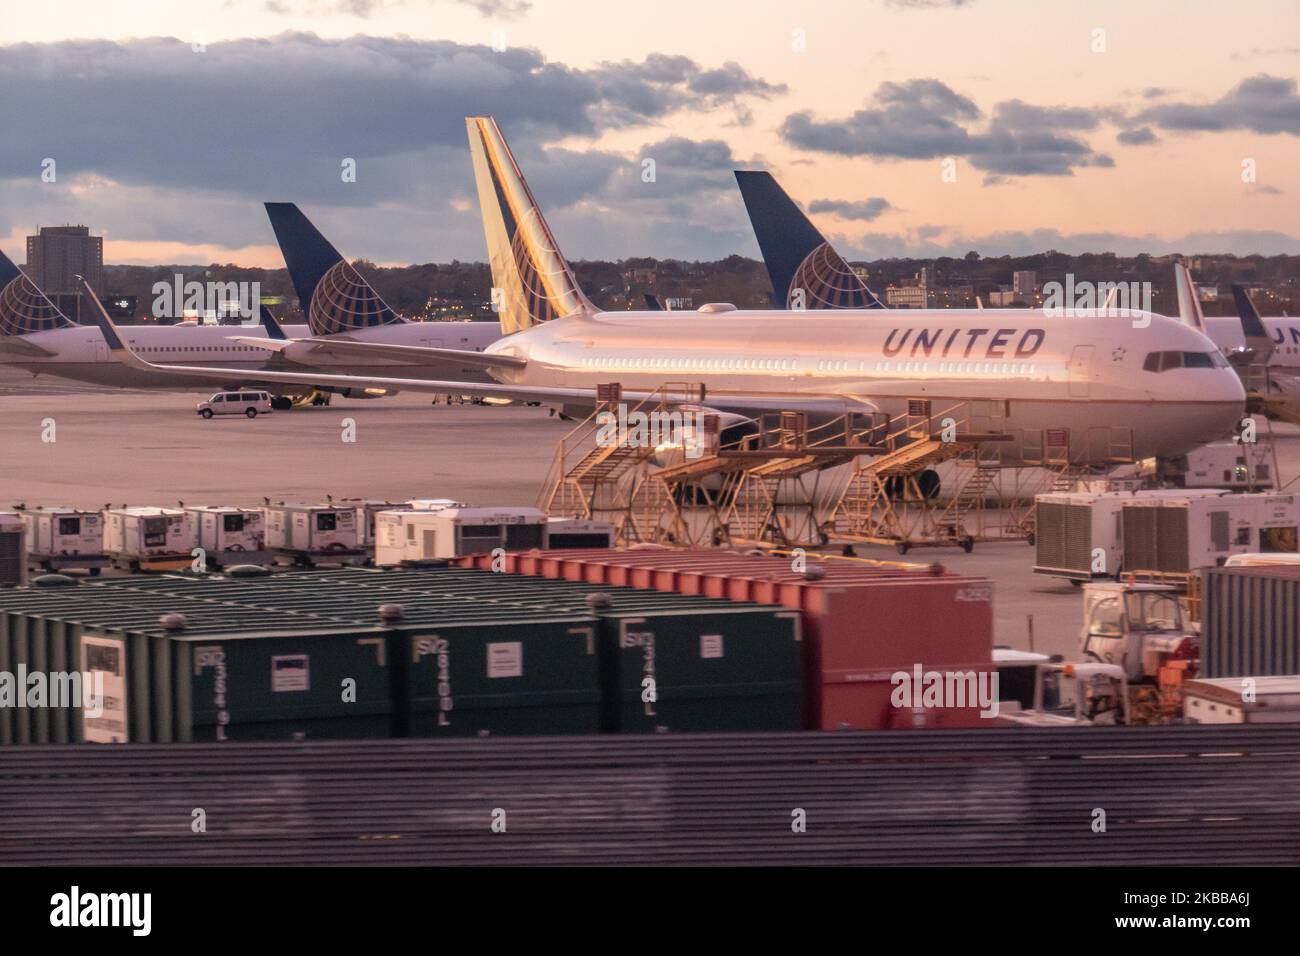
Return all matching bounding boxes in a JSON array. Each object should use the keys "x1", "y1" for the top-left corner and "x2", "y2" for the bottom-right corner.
[{"x1": 197, "y1": 390, "x2": 273, "y2": 418}]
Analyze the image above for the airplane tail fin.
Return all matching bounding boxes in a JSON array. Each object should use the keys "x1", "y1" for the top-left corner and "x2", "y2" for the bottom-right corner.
[
  {"x1": 734, "y1": 170, "x2": 884, "y2": 310},
  {"x1": 1173, "y1": 262, "x2": 1207, "y2": 332},
  {"x1": 0, "y1": 248, "x2": 76, "y2": 335},
  {"x1": 1232, "y1": 283, "x2": 1274, "y2": 364},
  {"x1": 264, "y1": 202, "x2": 402, "y2": 336},
  {"x1": 259, "y1": 304, "x2": 288, "y2": 341},
  {"x1": 466, "y1": 116, "x2": 594, "y2": 334}
]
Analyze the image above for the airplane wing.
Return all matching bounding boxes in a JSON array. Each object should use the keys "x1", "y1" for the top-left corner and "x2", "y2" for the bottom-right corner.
[
  {"x1": 225, "y1": 334, "x2": 527, "y2": 370},
  {"x1": 84, "y1": 277, "x2": 876, "y2": 419},
  {"x1": 0, "y1": 336, "x2": 59, "y2": 358}
]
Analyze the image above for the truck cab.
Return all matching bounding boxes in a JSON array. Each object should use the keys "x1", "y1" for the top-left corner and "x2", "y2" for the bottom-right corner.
[{"x1": 1081, "y1": 582, "x2": 1197, "y2": 683}]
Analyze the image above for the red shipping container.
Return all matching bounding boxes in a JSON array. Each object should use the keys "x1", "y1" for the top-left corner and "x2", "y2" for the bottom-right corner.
[{"x1": 791, "y1": 577, "x2": 994, "y2": 729}]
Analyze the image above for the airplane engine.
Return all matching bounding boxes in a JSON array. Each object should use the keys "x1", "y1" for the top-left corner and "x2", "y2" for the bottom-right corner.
[{"x1": 648, "y1": 408, "x2": 754, "y2": 467}]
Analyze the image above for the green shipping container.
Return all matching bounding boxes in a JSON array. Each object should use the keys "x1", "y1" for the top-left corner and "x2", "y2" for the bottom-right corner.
[
  {"x1": 397, "y1": 613, "x2": 601, "y2": 737},
  {"x1": 76, "y1": 624, "x2": 395, "y2": 743},
  {"x1": 595, "y1": 605, "x2": 803, "y2": 733}
]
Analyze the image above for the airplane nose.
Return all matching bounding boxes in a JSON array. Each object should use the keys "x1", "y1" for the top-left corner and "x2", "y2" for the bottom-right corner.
[{"x1": 1204, "y1": 369, "x2": 1248, "y2": 438}]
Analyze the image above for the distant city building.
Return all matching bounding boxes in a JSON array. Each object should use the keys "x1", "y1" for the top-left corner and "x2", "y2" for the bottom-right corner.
[
  {"x1": 988, "y1": 289, "x2": 1018, "y2": 307},
  {"x1": 885, "y1": 269, "x2": 931, "y2": 308},
  {"x1": 1196, "y1": 284, "x2": 1219, "y2": 302},
  {"x1": 930, "y1": 285, "x2": 974, "y2": 309},
  {"x1": 26, "y1": 225, "x2": 104, "y2": 296},
  {"x1": 885, "y1": 285, "x2": 929, "y2": 309},
  {"x1": 1012, "y1": 270, "x2": 1036, "y2": 296},
  {"x1": 25, "y1": 225, "x2": 104, "y2": 322}
]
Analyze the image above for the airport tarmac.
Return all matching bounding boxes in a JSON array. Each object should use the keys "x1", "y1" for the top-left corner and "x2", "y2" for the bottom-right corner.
[{"x1": 4, "y1": 365, "x2": 1299, "y2": 660}]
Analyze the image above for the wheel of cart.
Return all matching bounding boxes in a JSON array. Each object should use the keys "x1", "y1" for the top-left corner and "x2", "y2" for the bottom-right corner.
[{"x1": 962, "y1": 536, "x2": 975, "y2": 553}]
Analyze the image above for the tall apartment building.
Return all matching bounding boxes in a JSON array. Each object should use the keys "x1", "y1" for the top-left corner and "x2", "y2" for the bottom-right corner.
[{"x1": 26, "y1": 225, "x2": 104, "y2": 296}]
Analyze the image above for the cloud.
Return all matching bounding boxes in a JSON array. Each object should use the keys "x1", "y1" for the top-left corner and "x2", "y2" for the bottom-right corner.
[
  {"x1": 0, "y1": 33, "x2": 787, "y2": 260},
  {"x1": 883, "y1": 0, "x2": 975, "y2": 8},
  {"x1": 259, "y1": 0, "x2": 532, "y2": 18},
  {"x1": 836, "y1": 226, "x2": 1300, "y2": 260},
  {"x1": 808, "y1": 197, "x2": 892, "y2": 221},
  {"x1": 780, "y1": 79, "x2": 980, "y2": 159},
  {"x1": 780, "y1": 79, "x2": 1114, "y2": 179},
  {"x1": 1116, "y1": 126, "x2": 1158, "y2": 146},
  {"x1": 1230, "y1": 46, "x2": 1300, "y2": 61},
  {"x1": 1137, "y1": 74, "x2": 1300, "y2": 135}
]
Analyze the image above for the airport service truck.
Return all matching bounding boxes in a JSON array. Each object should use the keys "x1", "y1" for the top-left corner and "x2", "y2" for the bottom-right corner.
[
  {"x1": 186, "y1": 506, "x2": 271, "y2": 569},
  {"x1": 1000, "y1": 582, "x2": 1198, "y2": 726},
  {"x1": 263, "y1": 502, "x2": 366, "y2": 567},
  {"x1": 104, "y1": 507, "x2": 195, "y2": 571},
  {"x1": 19, "y1": 506, "x2": 110, "y2": 574},
  {"x1": 0, "y1": 513, "x2": 26, "y2": 586}
]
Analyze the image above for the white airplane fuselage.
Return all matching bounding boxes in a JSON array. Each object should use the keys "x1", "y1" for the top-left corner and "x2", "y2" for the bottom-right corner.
[
  {"x1": 484, "y1": 307, "x2": 1246, "y2": 465},
  {"x1": 2, "y1": 320, "x2": 503, "y2": 389},
  {"x1": 1204, "y1": 315, "x2": 1300, "y2": 370}
]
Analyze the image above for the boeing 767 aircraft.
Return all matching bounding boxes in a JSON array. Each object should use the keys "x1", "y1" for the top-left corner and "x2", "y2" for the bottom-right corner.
[{"x1": 85, "y1": 117, "x2": 1246, "y2": 470}]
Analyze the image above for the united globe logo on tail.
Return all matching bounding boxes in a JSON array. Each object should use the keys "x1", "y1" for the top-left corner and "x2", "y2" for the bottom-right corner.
[
  {"x1": 0, "y1": 251, "x2": 75, "y2": 335},
  {"x1": 789, "y1": 242, "x2": 881, "y2": 310},
  {"x1": 467, "y1": 116, "x2": 593, "y2": 334},
  {"x1": 307, "y1": 259, "x2": 400, "y2": 335}
]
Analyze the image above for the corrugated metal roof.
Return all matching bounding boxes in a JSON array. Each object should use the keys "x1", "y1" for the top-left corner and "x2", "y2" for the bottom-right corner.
[{"x1": 1, "y1": 726, "x2": 1297, "y2": 865}]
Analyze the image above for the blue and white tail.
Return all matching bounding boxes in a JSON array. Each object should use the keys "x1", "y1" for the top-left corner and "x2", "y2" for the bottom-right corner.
[
  {"x1": 264, "y1": 202, "x2": 403, "y2": 336},
  {"x1": 0, "y1": 248, "x2": 75, "y2": 335},
  {"x1": 734, "y1": 171, "x2": 884, "y2": 311},
  {"x1": 466, "y1": 116, "x2": 594, "y2": 334}
]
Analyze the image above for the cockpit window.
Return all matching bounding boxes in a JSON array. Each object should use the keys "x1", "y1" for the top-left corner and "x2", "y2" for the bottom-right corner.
[{"x1": 1143, "y1": 350, "x2": 1228, "y2": 372}]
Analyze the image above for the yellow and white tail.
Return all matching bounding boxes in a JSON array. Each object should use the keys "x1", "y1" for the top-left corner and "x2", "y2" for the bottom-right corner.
[{"x1": 466, "y1": 116, "x2": 594, "y2": 334}]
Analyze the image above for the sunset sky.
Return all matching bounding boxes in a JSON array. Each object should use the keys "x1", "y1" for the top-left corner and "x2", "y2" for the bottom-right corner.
[{"x1": 2, "y1": 0, "x2": 1297, "y2": 267}]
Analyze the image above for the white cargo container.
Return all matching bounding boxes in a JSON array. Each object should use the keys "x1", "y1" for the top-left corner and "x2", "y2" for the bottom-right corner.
[
  {"x1": 1035, "y1": 489, "x2": 1241, "y2": 583},
  {"x1": 1165, "y1": 440, "x2": 1274, "y2": 490},
  {"x1": 185, "y1": 506, "x2": 270, "y2": 568},
  {"x1": 104, "y1": 507, "x2": 194, "y2": 567},
  {"x1": 1183, "y1": 676, "x2": 1300, "y2": 724},
  {"x1": 0, "y1": 513, "x2": 27, "y2": 586},
  {"x1": 1033, "y1": 491, "x2": 1132, "y2": 583},
  {"x1": 19, "y1": 506, "x2": 110, "y2": 573},
  {"x1": 344, "y1": 499, "x2": 408, "y2": 546},
  {"x1": 263, "y1": 502, "x2": 363, "y2": 564},
  {"x1": 372, "y1": 506, "x2": 547, "y2": 566},
  {"x1": 545, "y1": 517, "x2": 616, "y2": 550},
  {"x1": 1122, "y1": 491, "x2": 1300, "y2": 575}
]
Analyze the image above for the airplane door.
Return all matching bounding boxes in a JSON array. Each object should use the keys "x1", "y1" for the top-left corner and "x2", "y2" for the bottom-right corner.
[
  {"x1": 93, "y1": 340, "x2": 109, "y2": 363},
  {"x1": 1068, "y1": 345, "x2": 1093, "y2": 398}
]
